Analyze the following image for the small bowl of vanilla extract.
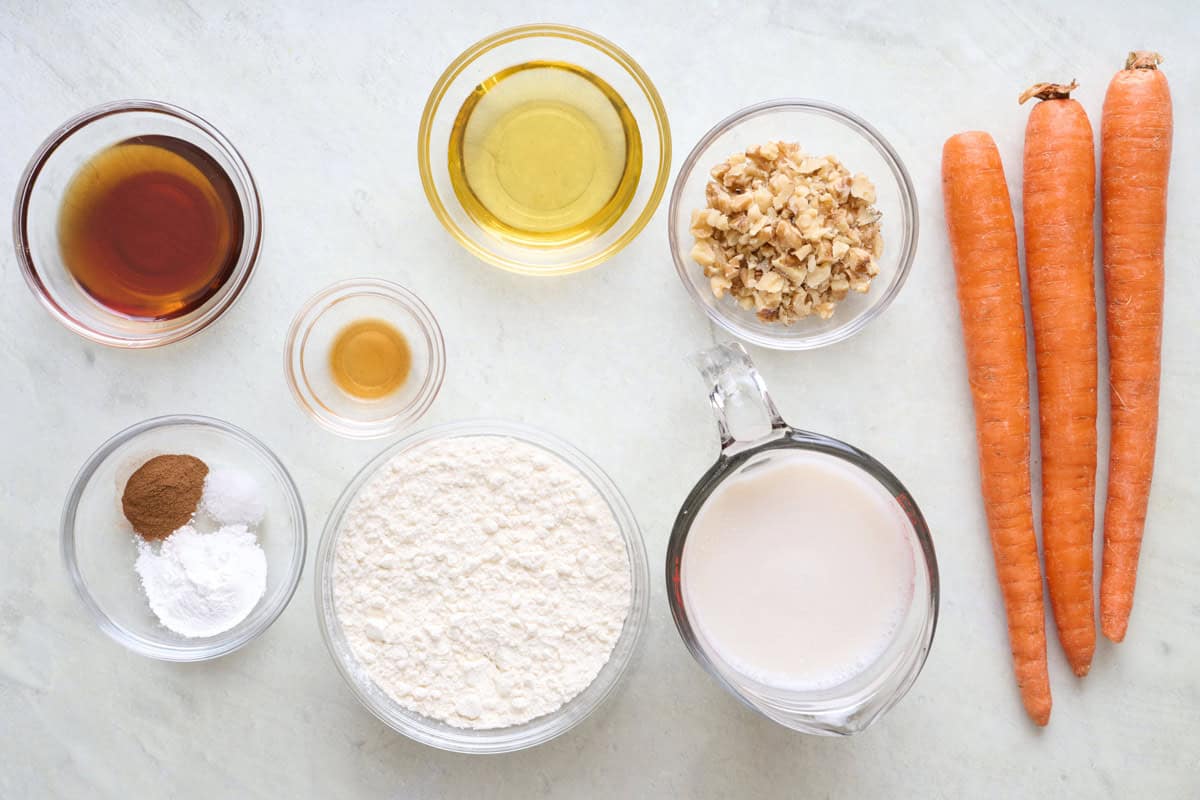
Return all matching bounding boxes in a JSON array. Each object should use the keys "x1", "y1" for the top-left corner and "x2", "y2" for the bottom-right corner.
[
  {"x1": 284, "y1": 279, "x2": 446, "y2": 439},
  {"x1": 13, "y1": 100, "x2": 263, "y2": 347}
]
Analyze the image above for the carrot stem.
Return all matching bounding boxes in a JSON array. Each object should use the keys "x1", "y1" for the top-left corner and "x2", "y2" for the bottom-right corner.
[
  {"x1": 1018, "y1": 80, "x2": 1078, "y2": 105},
  {"x1": 1125, "y1": 51, "x2": 1163, "y2": 70}
]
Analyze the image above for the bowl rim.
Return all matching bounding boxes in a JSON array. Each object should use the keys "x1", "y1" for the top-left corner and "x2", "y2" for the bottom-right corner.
[
  {"x1": 12, "y1": 99, "x2": 264, "y2": 348},
  {"x1": 60, "y1": 414, "x2": 307, "y2": 661},
  {"x1": 417, "y1": 23, "x2": 672, "y2": 276},
  {"x1": 314, "y1": 418, "x2": 650, "y2": 753},
  {"x1": 283, "y1": 278, "x2": 447, "y2": 439},
  {"x1": 667, "y1": 98, "x2": 919, "y2": 351}
]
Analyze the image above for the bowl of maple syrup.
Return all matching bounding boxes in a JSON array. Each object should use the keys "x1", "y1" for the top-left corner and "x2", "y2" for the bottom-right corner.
[{"x1": 13, "y1": 100, "x2": 263, "y2": 347}]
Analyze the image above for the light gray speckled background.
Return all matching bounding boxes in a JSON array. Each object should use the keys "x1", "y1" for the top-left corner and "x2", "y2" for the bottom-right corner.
[{"x1": 1, "y1": 1, "x2": 1197, "y2": 797}]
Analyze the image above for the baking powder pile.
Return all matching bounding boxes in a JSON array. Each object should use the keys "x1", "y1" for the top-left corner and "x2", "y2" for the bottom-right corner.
[
  {"x1": 135, "y1": 524, "x2": 267, "y2": 638},
  {"x1": 333, "y1": 435, "x2": 631, "y2": 729}
]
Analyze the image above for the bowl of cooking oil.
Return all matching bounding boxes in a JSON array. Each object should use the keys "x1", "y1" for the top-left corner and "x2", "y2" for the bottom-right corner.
[
  {"x1": 13, "y1": 100, "x2": 263, "y2": 347},
  {"x1": 418, "y1": 24, "x2": 671, "y2": 276}
]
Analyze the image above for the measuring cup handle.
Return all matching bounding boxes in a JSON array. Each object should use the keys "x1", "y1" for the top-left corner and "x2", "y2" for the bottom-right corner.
[{"x1": 691, "y1": 342, "x2": 787, "y2": 451}]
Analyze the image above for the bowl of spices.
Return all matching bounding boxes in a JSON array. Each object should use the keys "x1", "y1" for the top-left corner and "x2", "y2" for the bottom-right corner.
[
  {"x1": 315, "y1": 420, "x2": 650, "y2": 752},
  {"x1": 284, "y1": 279, "x2": 446, "y2": 439},
  {"x1": 13, "y1": 99, "x2": 263, "y2": 347},
  {"x1": 61, "y1": 415, "x2": 306, "y2": 660},
  {"x1": 418, "y1": 24, "x2": 671, "y2": 275}
]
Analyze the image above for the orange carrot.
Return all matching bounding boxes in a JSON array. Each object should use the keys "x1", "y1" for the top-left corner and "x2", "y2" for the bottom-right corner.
[
  {"x1": 943, "y1": 132, "x2": 1051, "y2": 725},
  {"x1": 1100, "y1": 51, "x2": 1173, "y2": 642},
  {"x1": 1019, "y1": 81, "x2": 1097, "y2": 676}
]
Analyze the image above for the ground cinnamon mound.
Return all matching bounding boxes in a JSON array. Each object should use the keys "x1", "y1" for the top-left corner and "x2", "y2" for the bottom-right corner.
[{"x1": 121, "y1": 454, "x2": 208, "y2": 539}]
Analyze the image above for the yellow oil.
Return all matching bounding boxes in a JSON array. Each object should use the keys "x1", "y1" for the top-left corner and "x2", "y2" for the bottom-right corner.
[
  {"x1": 329, "y1": 319, "x2": 411, "y2": 400},
  {"x1": 447, "y1": 60, "x2": 642, "y2": 248}
]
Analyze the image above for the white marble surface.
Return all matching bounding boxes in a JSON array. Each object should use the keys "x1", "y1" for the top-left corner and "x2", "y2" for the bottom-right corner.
[{"x1": 2, "y1": 1, "x2": 1197, "y2": 797}]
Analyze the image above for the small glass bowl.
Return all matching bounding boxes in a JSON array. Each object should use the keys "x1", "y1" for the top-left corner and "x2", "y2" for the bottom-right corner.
[
  {"x1": 61, "y1": 415, "x2": 307, "y2": 661},
  {"x1": 315, "y1": 420, "x2": 650, "y2": 753},
  {"x1": 13, "y1": 100, "x2": 263, "y2": 348},
  {"x1": 418, "y1": 24, "x2": 671, "y2": 275},
  {"x1": 284, "y1": 279, "x2": 446, "y2": 439},
  {"x1": 668, "y1": 99, "x2": 918, "y2": 350}
]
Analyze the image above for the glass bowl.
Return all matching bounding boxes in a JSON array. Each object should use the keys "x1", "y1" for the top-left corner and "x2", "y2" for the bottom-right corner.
[
  {"x1": 418, "y1": 24, "x2": 671, "y2": 275},
  {"x1": 13, "y1": 100, "x2": 263, "y2": 348},
  {"x1": 61, "y1": 415, "x2": 306, "y2": 661},
  {"x1": 284, "y1": 279, "x2": 446, "y2": 439},
  {"x1": 315, "y1": 420, "x2": 650, "y2": 753},
  {"x1": 668, "y1": 99, "x2": 918, "y2": 350}
]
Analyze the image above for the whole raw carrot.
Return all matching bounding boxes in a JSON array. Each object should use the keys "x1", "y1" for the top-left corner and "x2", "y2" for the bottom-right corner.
[
  {"x1": 1100, "y1": 51, "x2": 1173, "y2": 642},
  {"x1": 943, "y1": 132, "x2": 1051, "y2": 726},
  {"x1": 1019, "y1": 81, "x2": 1097, "y2": 676}
]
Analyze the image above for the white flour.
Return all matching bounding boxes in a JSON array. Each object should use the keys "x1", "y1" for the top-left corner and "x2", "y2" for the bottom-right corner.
[
  {"x1": 333, "y1": 435, "x2": 631, "y2": 729},
  {"x1": 135, "y1": 524, "x2": 267, "y2": 638}
]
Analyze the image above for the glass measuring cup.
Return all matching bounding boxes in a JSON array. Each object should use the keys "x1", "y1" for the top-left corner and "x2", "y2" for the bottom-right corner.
[{"x1": 666, "y1": 343, "x2": 938, "y2": 735}]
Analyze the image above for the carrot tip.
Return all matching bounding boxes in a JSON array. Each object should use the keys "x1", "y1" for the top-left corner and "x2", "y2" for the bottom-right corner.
[
  {"x1": 1066, "y1": 645, "x2": 1096, "y2": 677},
  {"x1": 1023, "y1": 693, "x2": 1052, "y2": 727},
  {"x1": 1101, "y1": 609, "x2": 1129, "y2": 641}
]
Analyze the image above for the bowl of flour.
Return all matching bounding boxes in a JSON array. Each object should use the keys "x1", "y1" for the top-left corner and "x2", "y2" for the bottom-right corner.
[{"x1": 315, "y1": 420, "x2": 649, "y2": 753}]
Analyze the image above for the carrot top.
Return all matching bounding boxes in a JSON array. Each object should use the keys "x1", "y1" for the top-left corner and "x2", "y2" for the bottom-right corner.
[
  {"x1": 1126, "y1": 51, "x2": 1163, "y2": 70},
  {"x1": 1018, "y1": 80, "x2": 1078, "y2": 105}
]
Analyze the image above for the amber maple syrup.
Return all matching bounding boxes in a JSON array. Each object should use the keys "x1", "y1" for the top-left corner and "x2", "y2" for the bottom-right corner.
[{"x1": 58, "y1": 135, "x2": 243, "y2": 319}]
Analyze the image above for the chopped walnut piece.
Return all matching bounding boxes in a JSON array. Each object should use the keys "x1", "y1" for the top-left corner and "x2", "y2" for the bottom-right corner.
[{"x1": 689, "y1": 141, "x2": 884, "y2": 324}]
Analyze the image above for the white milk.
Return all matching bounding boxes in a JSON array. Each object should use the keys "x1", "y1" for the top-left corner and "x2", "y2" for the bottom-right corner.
[{"x1": 681, "y1": 449, "x2": 916, "y2": 691}]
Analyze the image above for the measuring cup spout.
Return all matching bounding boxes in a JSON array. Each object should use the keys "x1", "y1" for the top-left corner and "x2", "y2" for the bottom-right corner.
[{"x1": 690, "y1": 343, "x2": 786, "y2": 452}]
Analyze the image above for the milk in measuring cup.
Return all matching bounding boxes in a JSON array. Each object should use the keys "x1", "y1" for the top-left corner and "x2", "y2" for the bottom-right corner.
[{"x1": 681, "y1": 449, "x2": 916, "y2": 691}]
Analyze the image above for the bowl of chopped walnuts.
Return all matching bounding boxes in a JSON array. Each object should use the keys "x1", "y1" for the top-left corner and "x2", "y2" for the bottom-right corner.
[{"x1": 668, "y1": 99, "x2": 918, "y2": 350}]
